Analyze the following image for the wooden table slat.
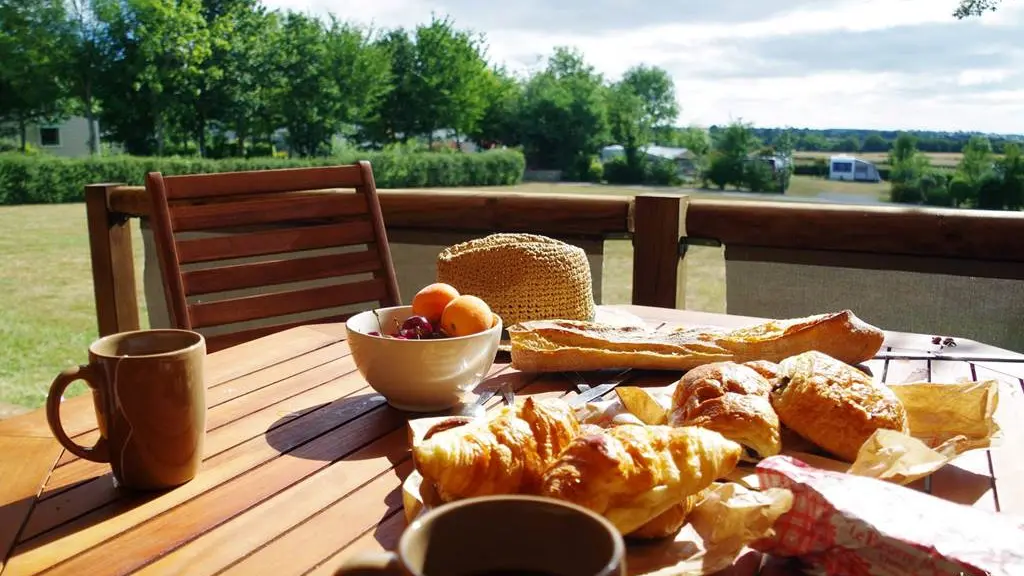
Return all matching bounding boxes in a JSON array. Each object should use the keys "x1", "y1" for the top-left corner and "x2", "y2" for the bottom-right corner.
[
  {"x1": 0, "y1": 436, "x2": 62, "y2": 574},
  {"x1": 307, "y1": 509, "x2": 406, "y2": 576},
  {"x1": 219, "y1": 461, "x2": 413, "y2": 576}
]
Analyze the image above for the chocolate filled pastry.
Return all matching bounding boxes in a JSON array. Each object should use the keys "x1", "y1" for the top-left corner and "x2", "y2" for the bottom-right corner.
[
  {"x1": 668, "y1": 362, "x2": 782, "y2": 461},
  {"x1": 771, "y1": 350, "x2": 910, "y2": 462},
  {"x1": 539, "y1": 424, "x2": 742, "y2": 537},
  {"x1": 412, "y1": 397, "x2": 580, "y2": 502}
]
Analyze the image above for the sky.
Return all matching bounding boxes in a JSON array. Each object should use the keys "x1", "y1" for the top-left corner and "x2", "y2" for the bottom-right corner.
[{"x1": 262, "y1": 0, "x2": 1024, "y2": 135}]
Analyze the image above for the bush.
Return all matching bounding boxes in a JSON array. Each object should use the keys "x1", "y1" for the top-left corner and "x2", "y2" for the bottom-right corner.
[
  {"x1": 0, "y1": 149, "x2": 526, "y2": 205},
  {"x1": 644, "y1": 158, "x2": 682, "y2": 186},
  {"x1": 743, "y1": 161, "x2": 776, "y2": 193},
  {"x1": 601, "y1": 156, "x2": 682, "y2": 187}
]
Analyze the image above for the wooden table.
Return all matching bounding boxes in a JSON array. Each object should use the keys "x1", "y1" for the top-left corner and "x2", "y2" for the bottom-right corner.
[{"x1": 2, "y1": 305, "x2": 1023, "y2": 576}]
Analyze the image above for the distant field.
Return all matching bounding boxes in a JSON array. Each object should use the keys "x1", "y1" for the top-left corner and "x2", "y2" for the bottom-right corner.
[{"x1": 794, "y1": 150, "x2": 967, "y2": 168}]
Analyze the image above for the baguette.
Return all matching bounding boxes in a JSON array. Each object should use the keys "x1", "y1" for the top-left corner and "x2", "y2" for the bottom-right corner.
[{"x1": 508, "y1": 310, "x2": 884, "y2": 373}]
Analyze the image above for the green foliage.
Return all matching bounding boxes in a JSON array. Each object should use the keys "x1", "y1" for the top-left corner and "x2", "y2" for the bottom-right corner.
[
  {"x1": 0, "y1": 0, "x2": 72, "y2": 148},
  {"x1": 0, "y1": 150, "x2": 525, "y2": 205},
  {"x1": 703, "y1": 152, "x2": 732, "y2": 190},
  {"x1": 617, "y1": 65, "x2": 678, "y2": 130},
  {"x1": 516, "y1": 47, "x2": 609, "y2": 172},
  {"x1": 744, "y1": 160, "x2": 776, "y2": 193},
  {"x1": 602, "y1": 156, "x2": 681, "y2": 186},
  {"x1": 957, "y1": 135, "x2": 995, "y2": 185}
]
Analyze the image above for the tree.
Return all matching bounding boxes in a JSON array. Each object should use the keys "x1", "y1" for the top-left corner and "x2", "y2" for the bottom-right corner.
[
  {"x1": 517, "y1": 46, "x2": 608, "y2": 174},
  {"x1": 469, "y1": 66, "x2": 522, "y2": 148},
  {"x1": 93, "y1": 0, "x2": 211, "y2": 155},
  {"x1": 358, "y1": 28, "x2": 419, "y2": 146},
  {"x1": 0, "y1": 0, "x2": 71, "y2": 151},
  {"x1": 957, "y1": 135, "x2": 994, "y2": 186},
  {"x1": 272, "y1": 12, "x2": 339, "y2": 156},
  {"x1": 617, "y1": 65, "x2": 678, "y2": 131},
  {"x1": 862, "y1": 133, "x2": 890, "y2": 152},
  {"x1": 410, "y1": 15, "x2": 489, "y2": 145},
  {"x1": 63, "y1": 0, "x2": 104, "y2": 155},
  {"x1": 606, "y1": 82, "x2": 649, "y2": 177},
  {"x1": 676, "y1": 126, "x2": 711, "y2": 157},
  {"x1": 709, "y1": 121, "x2": 759, "y2": 190},
  {"x1": 954, "y1": 0, "x2": 1002, "y2": 18}
]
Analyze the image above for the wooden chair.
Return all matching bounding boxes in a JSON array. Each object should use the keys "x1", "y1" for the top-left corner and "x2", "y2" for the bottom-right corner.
[{"x1": 145, "y1": 162, "x2": 401, "y2": 352}]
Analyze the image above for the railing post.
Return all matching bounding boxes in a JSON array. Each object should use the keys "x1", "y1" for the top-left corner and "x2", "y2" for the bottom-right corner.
[
  {"x1": 632, "y1": 194, "x2": 688, "y2": 309},
  {"x1": 85, "y1": 183, "x2": 141, "y2": 336}
]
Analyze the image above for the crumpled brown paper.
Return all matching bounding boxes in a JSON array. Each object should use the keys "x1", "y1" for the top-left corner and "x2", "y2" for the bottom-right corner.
[
  {"x1": 401, "y1": 378, "x2": 1000, "y2": 575},
  {"x1": 604, "y1": 379, "x2": 1001, "y2": 488}
]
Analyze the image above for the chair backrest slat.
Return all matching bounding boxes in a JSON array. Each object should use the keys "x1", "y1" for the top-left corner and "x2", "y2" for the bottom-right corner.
[
  {"x1": 182, "y1": 250, "x2": 382, "y2": 296},
  {"x1": 188, "y1": 278, "x2": 387, "y2": 329},
  {"x1": 146, "y1": 161, "x2": 400, "y2": 351},
  {"x1": 163, "y1": 165, "x2": 364, "y2": 200},
  {"x1": 170, "y1": 193, "x2": 368, "y2": 232},
  {"x1": 175, "y1": 221, "x2": 376, "y2": 264}
]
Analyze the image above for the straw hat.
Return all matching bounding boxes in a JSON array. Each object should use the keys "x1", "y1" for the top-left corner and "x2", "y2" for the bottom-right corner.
[{"x1": 436, "y1": 233, "x2": 596, "y2": 326}]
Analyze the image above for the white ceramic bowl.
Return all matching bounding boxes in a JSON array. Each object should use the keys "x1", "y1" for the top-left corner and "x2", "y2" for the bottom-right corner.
[{"x1": 346, "y1": 305, "x2": 503, "y2": 412}]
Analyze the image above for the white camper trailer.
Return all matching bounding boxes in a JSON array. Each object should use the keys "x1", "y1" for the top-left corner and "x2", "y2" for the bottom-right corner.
[{"x1": 828, "y1": 155, "x2": 881, "y2": 182}]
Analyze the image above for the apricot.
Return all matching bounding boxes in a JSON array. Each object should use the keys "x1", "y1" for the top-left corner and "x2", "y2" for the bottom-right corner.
[
  {"x1": 440, "y1": 295, "x2": 494, "y2": 337},
  {"x1": 411, "y1": 283, "x2": 460, "y2": 324}
]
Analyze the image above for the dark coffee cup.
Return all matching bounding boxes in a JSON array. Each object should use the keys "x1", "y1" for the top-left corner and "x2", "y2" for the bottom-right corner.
[
  {"x1": 46, "y1": 329, "x2": 206, "y2": 490},
  {"x1": 334, "y1": 495, "x2": 626, "y2": 576}
]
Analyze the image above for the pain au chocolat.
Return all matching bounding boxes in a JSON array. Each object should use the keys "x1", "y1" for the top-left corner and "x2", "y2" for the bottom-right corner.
[
  {"x1": 770, "y1": 350, "x2": 909, "y2": 462},
  {"x1": 669, "y1": 362, "x2": 782, "y2": 461}
]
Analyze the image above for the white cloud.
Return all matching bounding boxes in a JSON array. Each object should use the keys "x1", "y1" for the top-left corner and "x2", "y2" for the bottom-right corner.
[{"x1": 261, "y1": 0, "x2": 1024, "y2": 133}]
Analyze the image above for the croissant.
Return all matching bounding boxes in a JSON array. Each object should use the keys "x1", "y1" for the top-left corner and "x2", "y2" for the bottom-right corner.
[
  {"x1": 669, "y1": 362, "x2": 782, "y2": 461},
  {"x1": 539, "y1": 424, "x2": 742, "y2": 537},
  {"x1": 411, "y1": 396, "x2": 580, "y2": 502},
  {"x1": 771, "y1": 350, "x2": 909, "y2": 462}
]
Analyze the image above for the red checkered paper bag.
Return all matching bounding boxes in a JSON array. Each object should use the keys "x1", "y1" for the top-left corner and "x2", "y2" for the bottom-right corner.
[{"x1": 751, "y1": 456, "x2": 1024, "y2": 576}]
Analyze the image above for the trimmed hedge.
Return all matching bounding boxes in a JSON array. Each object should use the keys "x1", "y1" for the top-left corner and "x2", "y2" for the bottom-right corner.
[{"x1": 0, "y1": 149, "x2": 525, "y2": 205}]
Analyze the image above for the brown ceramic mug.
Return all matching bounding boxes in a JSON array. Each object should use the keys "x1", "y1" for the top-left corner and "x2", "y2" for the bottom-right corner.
[
  {"x1": 46, "y1": 329, "x2": 207, "y2": 491},
  {"x1": 334, "y1": 495, "x2": 626, "y2": 576}
]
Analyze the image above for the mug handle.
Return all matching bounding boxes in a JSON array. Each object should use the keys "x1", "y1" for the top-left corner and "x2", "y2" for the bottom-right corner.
[
  {"x1": 46, "y1": 365, "x2": 111, "y2": 463},
  {"x1": 332, "y1": 552, "x2": 401, "y2": 575}
]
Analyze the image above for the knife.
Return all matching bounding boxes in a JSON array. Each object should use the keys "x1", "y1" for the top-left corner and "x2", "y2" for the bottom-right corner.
[
  {"x1": 872, "y1": 352, "x2": 1024, "y2": 363},
  {"x1": 569, "y1": 368, "x2": 633, "y2": 407}
]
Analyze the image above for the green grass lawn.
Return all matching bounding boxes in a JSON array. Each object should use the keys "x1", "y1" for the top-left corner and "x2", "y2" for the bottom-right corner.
[
  {"x1": 0, "y1": 175, "x2": 883, "y2": 412},
  {"x1": 0, "y1": 204, "x2": 148, "y2": 412}
]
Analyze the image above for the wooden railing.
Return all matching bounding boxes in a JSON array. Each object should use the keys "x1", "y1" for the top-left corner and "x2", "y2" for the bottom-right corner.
[
  {"x1": 86, "y1": 185, "x2": 1024, "y2": 350},
  {"x1": 85, "y1": 184, "x2": 638, "y2": 336}
]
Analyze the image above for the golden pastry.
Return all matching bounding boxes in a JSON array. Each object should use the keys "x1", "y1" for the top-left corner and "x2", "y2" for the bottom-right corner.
[
  {"x1": 669, "y1": 362, "x2": 781, "y2": 460},
  {"x1": 771, "y1": 350, "x2": 909, "y2": 462},
  {"x1": 539, "y1": 424, "x2": 741, "y2": 536},
  {"x1": 412, "y1": 397, "x2": 580, "y2": 502}
]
